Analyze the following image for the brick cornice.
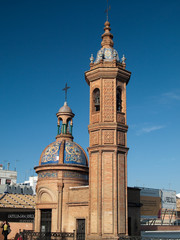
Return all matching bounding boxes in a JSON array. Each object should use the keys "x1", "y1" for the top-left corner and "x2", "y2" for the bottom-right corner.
[
  {"x1": 88, "y1": 123, "x2": 128, "y2": 132},
  {"x1": 34, "y1": 164, "x2": 89, "y2": 174},
  {"x1": 85, "y1": 65, "x2": 131, "y2": 85},
  {"x1": 87, "y1": 145, "x2": 129, "y2": 153}
]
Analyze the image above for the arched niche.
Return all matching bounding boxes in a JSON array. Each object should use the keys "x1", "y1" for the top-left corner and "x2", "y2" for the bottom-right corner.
[
  {"x1": 37, "y1": 187, "x2": 56, "y2": 203},
  {"x1": 93, "y1": 88, "x2": 100, "y2": 112},
  {"x1": 117, "y1": 87, "x2": 122, "y2": 112}
]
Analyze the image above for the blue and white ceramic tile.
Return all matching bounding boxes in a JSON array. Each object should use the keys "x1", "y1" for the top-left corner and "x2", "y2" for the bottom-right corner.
[
  {"x1": 95, "y1": 48, "x2": 120, "y2": 63},
  {"x1": 40, "y1": 140, "x2": 87, "y2": 166},
  {"x1": 41, "y1": 141, "x2": 61, "y2": 165},
  {"x1": 38, "y1": 171, "x2": 57, "y2": 178},
  {"x1": 64, "y1": 141, "x2": 87, "y2": 166}
]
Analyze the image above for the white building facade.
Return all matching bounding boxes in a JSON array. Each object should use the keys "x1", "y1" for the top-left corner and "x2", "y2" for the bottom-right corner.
[
  {"x1": 24, "y1": 176, "x2": 38, "y2": 195},
  {"x1": 0, "y1": 164, "x2": 17, "y2": 185}
]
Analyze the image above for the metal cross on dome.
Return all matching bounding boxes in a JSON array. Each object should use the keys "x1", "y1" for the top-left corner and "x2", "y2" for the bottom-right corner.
[
  {"x1": 105, "y1": 0, "x2": 111, "y2": 21},
  {"x1": 62, "y1": 83, "x2": 70, "y2": 102}
]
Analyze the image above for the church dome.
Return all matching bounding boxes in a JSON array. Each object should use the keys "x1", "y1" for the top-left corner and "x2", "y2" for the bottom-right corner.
[
  {"x1": 95, "y1": 47, "x2": 120, "y2": 63},
  {"x1": 58, "y1": 101, "x2": 72, "y2": 113},
  {"x1": 39, "y1": 140, "x2": 88, "y2": 166}
]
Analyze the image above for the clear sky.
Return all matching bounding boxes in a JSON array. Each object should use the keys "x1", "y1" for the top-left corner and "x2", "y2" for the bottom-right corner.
[{"x1": 0, "y1": 0, "x2": 180, "y2": 192}]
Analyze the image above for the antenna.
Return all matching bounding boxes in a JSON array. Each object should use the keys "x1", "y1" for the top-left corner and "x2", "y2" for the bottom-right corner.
[
  {"x1": 62, "y1": 83, "x2": 70, "y2": 102},
  {"x1": 14, "y1": 159, "x2": 20, "y2": 171},
  {"x1": 3, "y1": 160, "x2": 7, "y2": 170}
]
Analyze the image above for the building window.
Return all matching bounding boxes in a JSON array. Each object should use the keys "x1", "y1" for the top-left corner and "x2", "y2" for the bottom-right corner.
[
  {"x1": 117, "y1": 88, "x2": 122, "y2": 112},
  {"x1": 93, "y1": 88, "x2": 100, "y2": 112},
  {"x1": 6, "y1": 179, "x2": 11, "y2": 185}
]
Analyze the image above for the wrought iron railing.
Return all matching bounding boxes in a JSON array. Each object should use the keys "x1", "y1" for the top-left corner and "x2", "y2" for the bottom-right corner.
[
  {"x1": 119, "y1": 237, "x2": 180, "y2": 240},
  {"x1": 76, "y1": 232, "x2": 85, "y2": 240},
  {"x1": 20, "y1": 230, "x2": 75, "y2": 240},
  {"x1": 20, "y1": 232, "x2": 180, "y2": 240}
]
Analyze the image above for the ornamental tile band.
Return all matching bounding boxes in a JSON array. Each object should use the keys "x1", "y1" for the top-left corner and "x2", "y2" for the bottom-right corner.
[{"x1": 38, "y1": 171, "x2": 58, "y2": 179}]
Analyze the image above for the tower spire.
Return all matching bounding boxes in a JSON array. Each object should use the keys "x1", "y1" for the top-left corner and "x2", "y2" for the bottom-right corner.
[
  {"x1": 105, "y1": 0, "x2": 111, "y2": 22},
  {"x1": 94, "y1": 20, "x2": 120, "y2": 64},
  {"x1": 101, "y1": 21, "x2": 114, "y2": 48}
]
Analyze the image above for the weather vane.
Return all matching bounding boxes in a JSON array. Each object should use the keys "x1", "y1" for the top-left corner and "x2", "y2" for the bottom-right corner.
[
  {"x1": 105, "y1": 0, "x2": 111, "y2": 21},
  {"x1": 62, "y1": 83, "x2": 70, "y2": 102}
]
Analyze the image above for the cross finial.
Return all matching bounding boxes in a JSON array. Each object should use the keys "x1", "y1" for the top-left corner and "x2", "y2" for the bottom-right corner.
[
  {"x1": 62, "y1": 83, "x2": 70, "y2": 102},
  {"x1": 105, "y1": 0, "x2": 111, "y2": 21}
]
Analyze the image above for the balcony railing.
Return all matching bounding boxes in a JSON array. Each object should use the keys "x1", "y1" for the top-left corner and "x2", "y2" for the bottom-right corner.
[
  {"x1": 20, "y1": 230, "x2": 75, "y2": 240},
  {"x1": 119, "y1": 237, "x2": 180, "y2": 240}
]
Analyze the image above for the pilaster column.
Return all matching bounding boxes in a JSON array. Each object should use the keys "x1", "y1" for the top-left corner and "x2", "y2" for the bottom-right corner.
[{"x1": 57, "y1": 183, "x2": 64, "y2": 232}]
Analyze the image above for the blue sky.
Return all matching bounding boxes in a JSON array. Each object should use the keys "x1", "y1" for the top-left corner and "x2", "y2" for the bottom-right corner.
[{"x1": 0, "y1": 0, "x2": 180, "y2": 192}]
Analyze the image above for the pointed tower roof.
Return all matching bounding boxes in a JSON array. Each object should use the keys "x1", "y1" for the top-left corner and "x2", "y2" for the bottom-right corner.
[
  {"x1": 94, "y1": 21, "x2": 120, "y2": 63},
  {"x1": 101, "y1": 21, "x2": 114, "y2": 48}
]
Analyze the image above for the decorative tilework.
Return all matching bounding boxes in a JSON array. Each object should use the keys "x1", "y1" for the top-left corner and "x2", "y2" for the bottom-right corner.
[
  {"x1": 40, "y1": 140, "x2": 87, "y2": 166},
  {"x1": 64, "y1": 141, "x2": 87, "y2": 166},
  {"x1": 41, "y1": 141, "x2": 61, "y2": 165},
  {"x1": 38, "y1": 171, "x2": 57, "y2": 179},
  {"x1": 95, "y1": 48, "x2": 120, "y2": 63}
]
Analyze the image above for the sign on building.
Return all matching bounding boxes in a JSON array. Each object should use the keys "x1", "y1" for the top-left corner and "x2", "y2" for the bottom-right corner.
[
  {"x1": 0, "y1": 212, "x2": 35, "y2": 222},
  {"x1": 161, "y1": 190, "x2": 176, "y2": 210}
]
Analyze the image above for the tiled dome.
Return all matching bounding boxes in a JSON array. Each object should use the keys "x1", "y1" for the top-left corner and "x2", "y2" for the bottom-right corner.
[
  {"x1": 95, "y1": 47, "x2": 120, "y2": 63},
  {"x1": 40, "y1": 140, "x2": 88, "y2": 166}
]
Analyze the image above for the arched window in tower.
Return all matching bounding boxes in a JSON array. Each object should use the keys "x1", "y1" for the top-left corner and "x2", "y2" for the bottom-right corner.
[
  {"x1": 93, "y1": 88, "x2": 100, "y2": 112},
  {"x1": 117, "y1": 88, "x2": 122, "y2": 112},
  {"x1": 67, "y1": 118, "x2": 73, "y2": 135},
  {"x1": 57, "y1": 118, "x2": 62, "y2": 135}
]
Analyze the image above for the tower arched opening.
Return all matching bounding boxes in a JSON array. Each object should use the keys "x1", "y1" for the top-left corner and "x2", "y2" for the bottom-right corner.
[
  {"x1": 93, "y1": 88, "x2": 100, "y2": 112},
  {"x1": 117, "y1": 87, "x2": 122, "y2": 112},
  {"x1": 67, "y1": 118, "x2": 73, "y2": 135}
]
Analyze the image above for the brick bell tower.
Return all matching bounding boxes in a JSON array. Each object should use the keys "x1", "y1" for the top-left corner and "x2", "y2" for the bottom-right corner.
[{"x1": 85, "y1": 21, "x2": 131, "y2": 239}]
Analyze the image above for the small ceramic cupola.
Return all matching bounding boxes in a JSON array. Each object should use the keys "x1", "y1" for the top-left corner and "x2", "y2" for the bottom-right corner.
[
  {"x1": 56, "y1": 84, "x2": 74, "y2": 141},
  {"x1": 56, "y1": 101, "x2": 74, "y2": 141}
]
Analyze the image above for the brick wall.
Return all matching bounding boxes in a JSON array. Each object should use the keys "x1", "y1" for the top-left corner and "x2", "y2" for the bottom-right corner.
[{"x1": 0, "y1": 221, "x2": 33, "y2": 240}]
